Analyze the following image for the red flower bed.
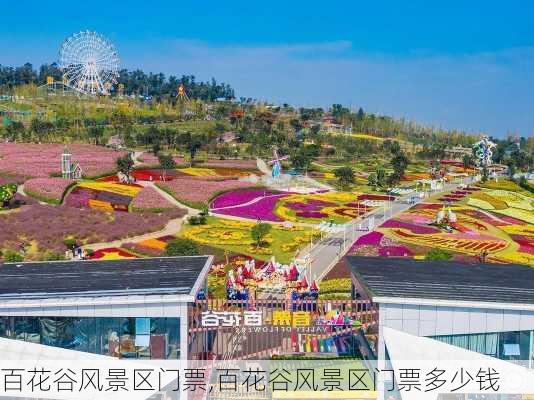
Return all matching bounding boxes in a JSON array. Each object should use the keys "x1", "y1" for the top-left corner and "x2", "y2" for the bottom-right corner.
[
  {"x1": 358, "y1": 194, "x2": 395, "y2": 201},
  {"x1": 89, "y1": 247, "x2": 138, "y2": 259}
]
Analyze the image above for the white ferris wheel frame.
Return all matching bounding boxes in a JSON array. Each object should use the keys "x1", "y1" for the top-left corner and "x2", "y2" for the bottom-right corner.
[{"x1": 59, "y1": 30, "x2": 120, "y2": 95}]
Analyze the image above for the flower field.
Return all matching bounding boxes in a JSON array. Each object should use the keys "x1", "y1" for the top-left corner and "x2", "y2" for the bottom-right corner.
[
  {"x1": 180, "y1": 217, "x2": 317, "y2": 263},
  {"x1": 274, "y1": 191, "x2": 386, "y2": 224},
  {"x1": 130, "y1": 186, "x2": 178, "y2": 212},
  {"x1": 210, "y1": 189, "x2": 390, "y2": 224},
  {"x1": 65, "y1": 181, "x2": 142, "y2": 212},
  {"x1": 24, "y1": 178, "x2": 74, "y2": 204},
  {"x1": 0, "y1": 143, "x2": 125, "y2": 179},
  {"x1": 358, "y1": 185, "x2": 534, "y2": 265},
  {"x1": 0, "y1": 204, "x2": 185, "y2": 258},
  {"x1": 157, "y1": 178, "x2": 259, "y2": 208}
]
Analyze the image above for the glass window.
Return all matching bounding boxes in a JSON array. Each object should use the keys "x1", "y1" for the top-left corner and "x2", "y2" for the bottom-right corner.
[{"x1": 0, "y1": 316, "x2": 180, "y2": 359}]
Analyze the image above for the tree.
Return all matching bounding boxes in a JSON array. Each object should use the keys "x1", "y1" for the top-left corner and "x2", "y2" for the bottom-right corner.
[
  {"x1": 334, "y1": 167, "x2": 355, "y2": 188},
  {"x1": 158, "y1": 153, "x2": 176, "y2": 181},
  {"x1": 251, "y1": 222, "x2": 272, "y2": 248},
  {"x1": 4, "y1": 121, "x2": 25, "y2": 142},
  {"x1": 188, "y1": 140, "x2": 202, "y2": 165},
  {"x1": 291, "y1": 149, "x2": 312, "y2": 173},
  {"x1": 165, "y1": 238, "x2": 200, "y2": 256},
  {"x1": 376, "y1": 168, "x2": 387, "y2": 188},
  {"x1": 87, "y1": 126, "x2": 104, "y2": 145},
  {"x1": 389, "y1": 151, "x2": 409, "y2": 185},
  {"x1": 116, "y1": 153, "x2": 134, "y2": 182},
  {"x1": 367, "y1": 172, "x2": 378, "y2": 189},
  {"x1": 462, "y1": 154, "x2": 474, "y2": 171},
  {"x1": 425, "y1": 248, "x2": 452, "y2": 261}
]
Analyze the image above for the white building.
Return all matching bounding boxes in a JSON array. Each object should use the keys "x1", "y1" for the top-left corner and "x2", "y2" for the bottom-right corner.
[
  {"x1": 0, "y1": 256, "x2": 212, "y2": 361},
  {"x1": 348, "y1": 256, "x2": 534, "y2": 365}
]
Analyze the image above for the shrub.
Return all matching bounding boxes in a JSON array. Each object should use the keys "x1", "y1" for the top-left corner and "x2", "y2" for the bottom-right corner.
[
  {"x1": 251, "y1": 222, "x2": 272, "y2": 248},
  {"x1": 3, "y1": 250, "x2": 23, "y2": 262},
  {"x1": 425, "y1": 248, "x2": 452, "y2": 261},
  {"x1": 165, "y1": 238, "x2": 200, "y2": 256}
]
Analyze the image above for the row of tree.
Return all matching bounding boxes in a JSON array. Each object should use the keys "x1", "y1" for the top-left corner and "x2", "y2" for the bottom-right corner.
[{"x1": 0, "y1": 63, "x2": 235, "y2": 100}]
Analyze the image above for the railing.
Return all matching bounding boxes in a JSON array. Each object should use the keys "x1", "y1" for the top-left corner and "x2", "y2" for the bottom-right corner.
[{"x1": 189, "y1": 299, "x2": 377, "y2": 361}]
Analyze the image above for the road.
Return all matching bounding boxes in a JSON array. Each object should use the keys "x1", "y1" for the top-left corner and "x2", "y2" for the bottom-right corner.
[{"x1": 301, "y1": 180, "x2": 464, "y2": 282}]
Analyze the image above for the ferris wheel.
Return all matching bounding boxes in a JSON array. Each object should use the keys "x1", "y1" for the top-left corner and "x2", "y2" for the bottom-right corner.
[{"x1": 59, "y1": 30, "x2": 120, "y2": 95}]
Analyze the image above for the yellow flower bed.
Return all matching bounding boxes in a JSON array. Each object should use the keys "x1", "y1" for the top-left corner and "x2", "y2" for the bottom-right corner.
[
  {"x1": 496, "y1": 208, "x2": 534, "y2": 225},
  {"x1": 486, "y1": 189, "x2": 533, "y2": 211},
  {"x1": 139, "y1": 238, "x2": 167, "y2": 250},
  {"x1": 470, "y1": 191, "x2": 507, "y2": 210},
  {"x1": 79, "y1": 181, "x2": 141, "y2": 197},
  {"x1": 310, "y1": 191, "x2": 357, "y2": 203},
  {"x1": 180, "y1": 167, "x2": 218, "y2": 177},
  {"x1": 182, "y1": 225, "x2": 256, "y2": 245},
  {"x1": 88, "y1": 199, "x2": 114, "y2": 212},
  {"x1": 467, "y1": 197, "x2": 494, "y2": 210}
]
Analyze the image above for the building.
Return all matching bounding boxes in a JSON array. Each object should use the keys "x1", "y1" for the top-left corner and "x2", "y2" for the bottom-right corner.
[
  {"x1": 347, "y1": 256, "x2": 534, "y2": 365},
  {"x1": 0, "y1": 256, "x2": 212, "y2": 360}
]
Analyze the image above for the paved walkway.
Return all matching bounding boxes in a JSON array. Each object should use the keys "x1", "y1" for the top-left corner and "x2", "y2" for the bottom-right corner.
[{"x1": 301, "y1": 180, "x2": 464, "y2": 281}]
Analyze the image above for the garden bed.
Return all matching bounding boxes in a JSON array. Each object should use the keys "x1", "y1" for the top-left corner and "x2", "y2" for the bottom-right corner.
[
  {"x1": 0, "y1": 143, "x2": 125, "y2": 179},
  {"x1": 0, "y1": 204, "x2": 185, "y2": 259}
]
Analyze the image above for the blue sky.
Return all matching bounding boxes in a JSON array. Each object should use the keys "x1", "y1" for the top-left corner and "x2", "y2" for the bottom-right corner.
[{"x1": 2, "y1": 0, "x2": 534, "y2": 137}]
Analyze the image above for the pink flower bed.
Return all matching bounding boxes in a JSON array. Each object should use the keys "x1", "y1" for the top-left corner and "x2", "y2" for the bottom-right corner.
[
  {"x1": 0, "y1": 143, "x2": 125, "y2": 179},
  {"x1": 0, "y1": 204, "x2": 185, "y2": 255},
  {"x1": 213, "y1": 195, "x2": 284, "y2": 222},
  {"x1": 157, "y1": 177, "x2": 258, "y2": 207},
  {"x1": 130, "y1": 186, "x2": 177, "y2": 211},
  {"x1": 0, "y1": 175, "x2": 24, "y2": 185},
  {"x1": 211, "y1": 189, "x2": 280, "y2": 209},
  {"x1": 380, "y1": 219, "x2": 441, "y2": 234},
  {"x1": 24, "y1": 178, "x2": 73, "y2": 203}
]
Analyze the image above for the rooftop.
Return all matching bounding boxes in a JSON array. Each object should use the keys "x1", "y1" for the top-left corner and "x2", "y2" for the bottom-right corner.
[
  {"x1": 347, "y1": 256, "x2": 534, "y2": 305},
  {"x1": 0, "y1": 256, "x2": 212, "y2": 299}
]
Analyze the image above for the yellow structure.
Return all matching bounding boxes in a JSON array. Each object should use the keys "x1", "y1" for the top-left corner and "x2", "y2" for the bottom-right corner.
[
  {"x1": 177, "y1": 83, "x2": 189, "y2": 101},
  {"x1": 46, "y1": 76, "x2": 54, "y2": 85}
]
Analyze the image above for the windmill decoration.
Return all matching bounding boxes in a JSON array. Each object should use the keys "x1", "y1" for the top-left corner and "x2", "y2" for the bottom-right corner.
[
  {"x1": 473, "y1": 136, "x2": 496, "y2": 168},
  {"x1": 268, "y1": 148, "x2": 289, "y2": 179}
]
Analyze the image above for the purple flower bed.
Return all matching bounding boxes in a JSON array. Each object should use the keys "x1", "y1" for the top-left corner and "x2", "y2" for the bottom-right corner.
[
  {"x1": 354, "y1": 231, "x2": 384, "y2": 246},
  {"x1": 64, "y1": 187, "x2": 93, "y2": 208},
  {"x1": 285, "y1": 199, "x2": 336, "y2": 212},
  {"x1": 214, "y1": 195, "x2": 283, "y2": 222},
  {"x1": 0, "y1": 204, "x2": 184, "y2": 255},
  {"x1": 380, "y1": 219, "x2": 441, "y2": 234},
  {"x1": 378, "y1": 246, "x2": 414, "y2": 257},
  {"x1": 211, "y1": 189, "x2": 279, "y2": 209}
]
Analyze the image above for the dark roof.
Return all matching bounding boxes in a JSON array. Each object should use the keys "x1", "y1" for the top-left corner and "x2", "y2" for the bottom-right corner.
[
  {"x1": 0, "y1": 256, "x2": 211, "y2": 298},
  {"x1": 347, "y1": 256, "x2": 534, "y2": 305}
]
